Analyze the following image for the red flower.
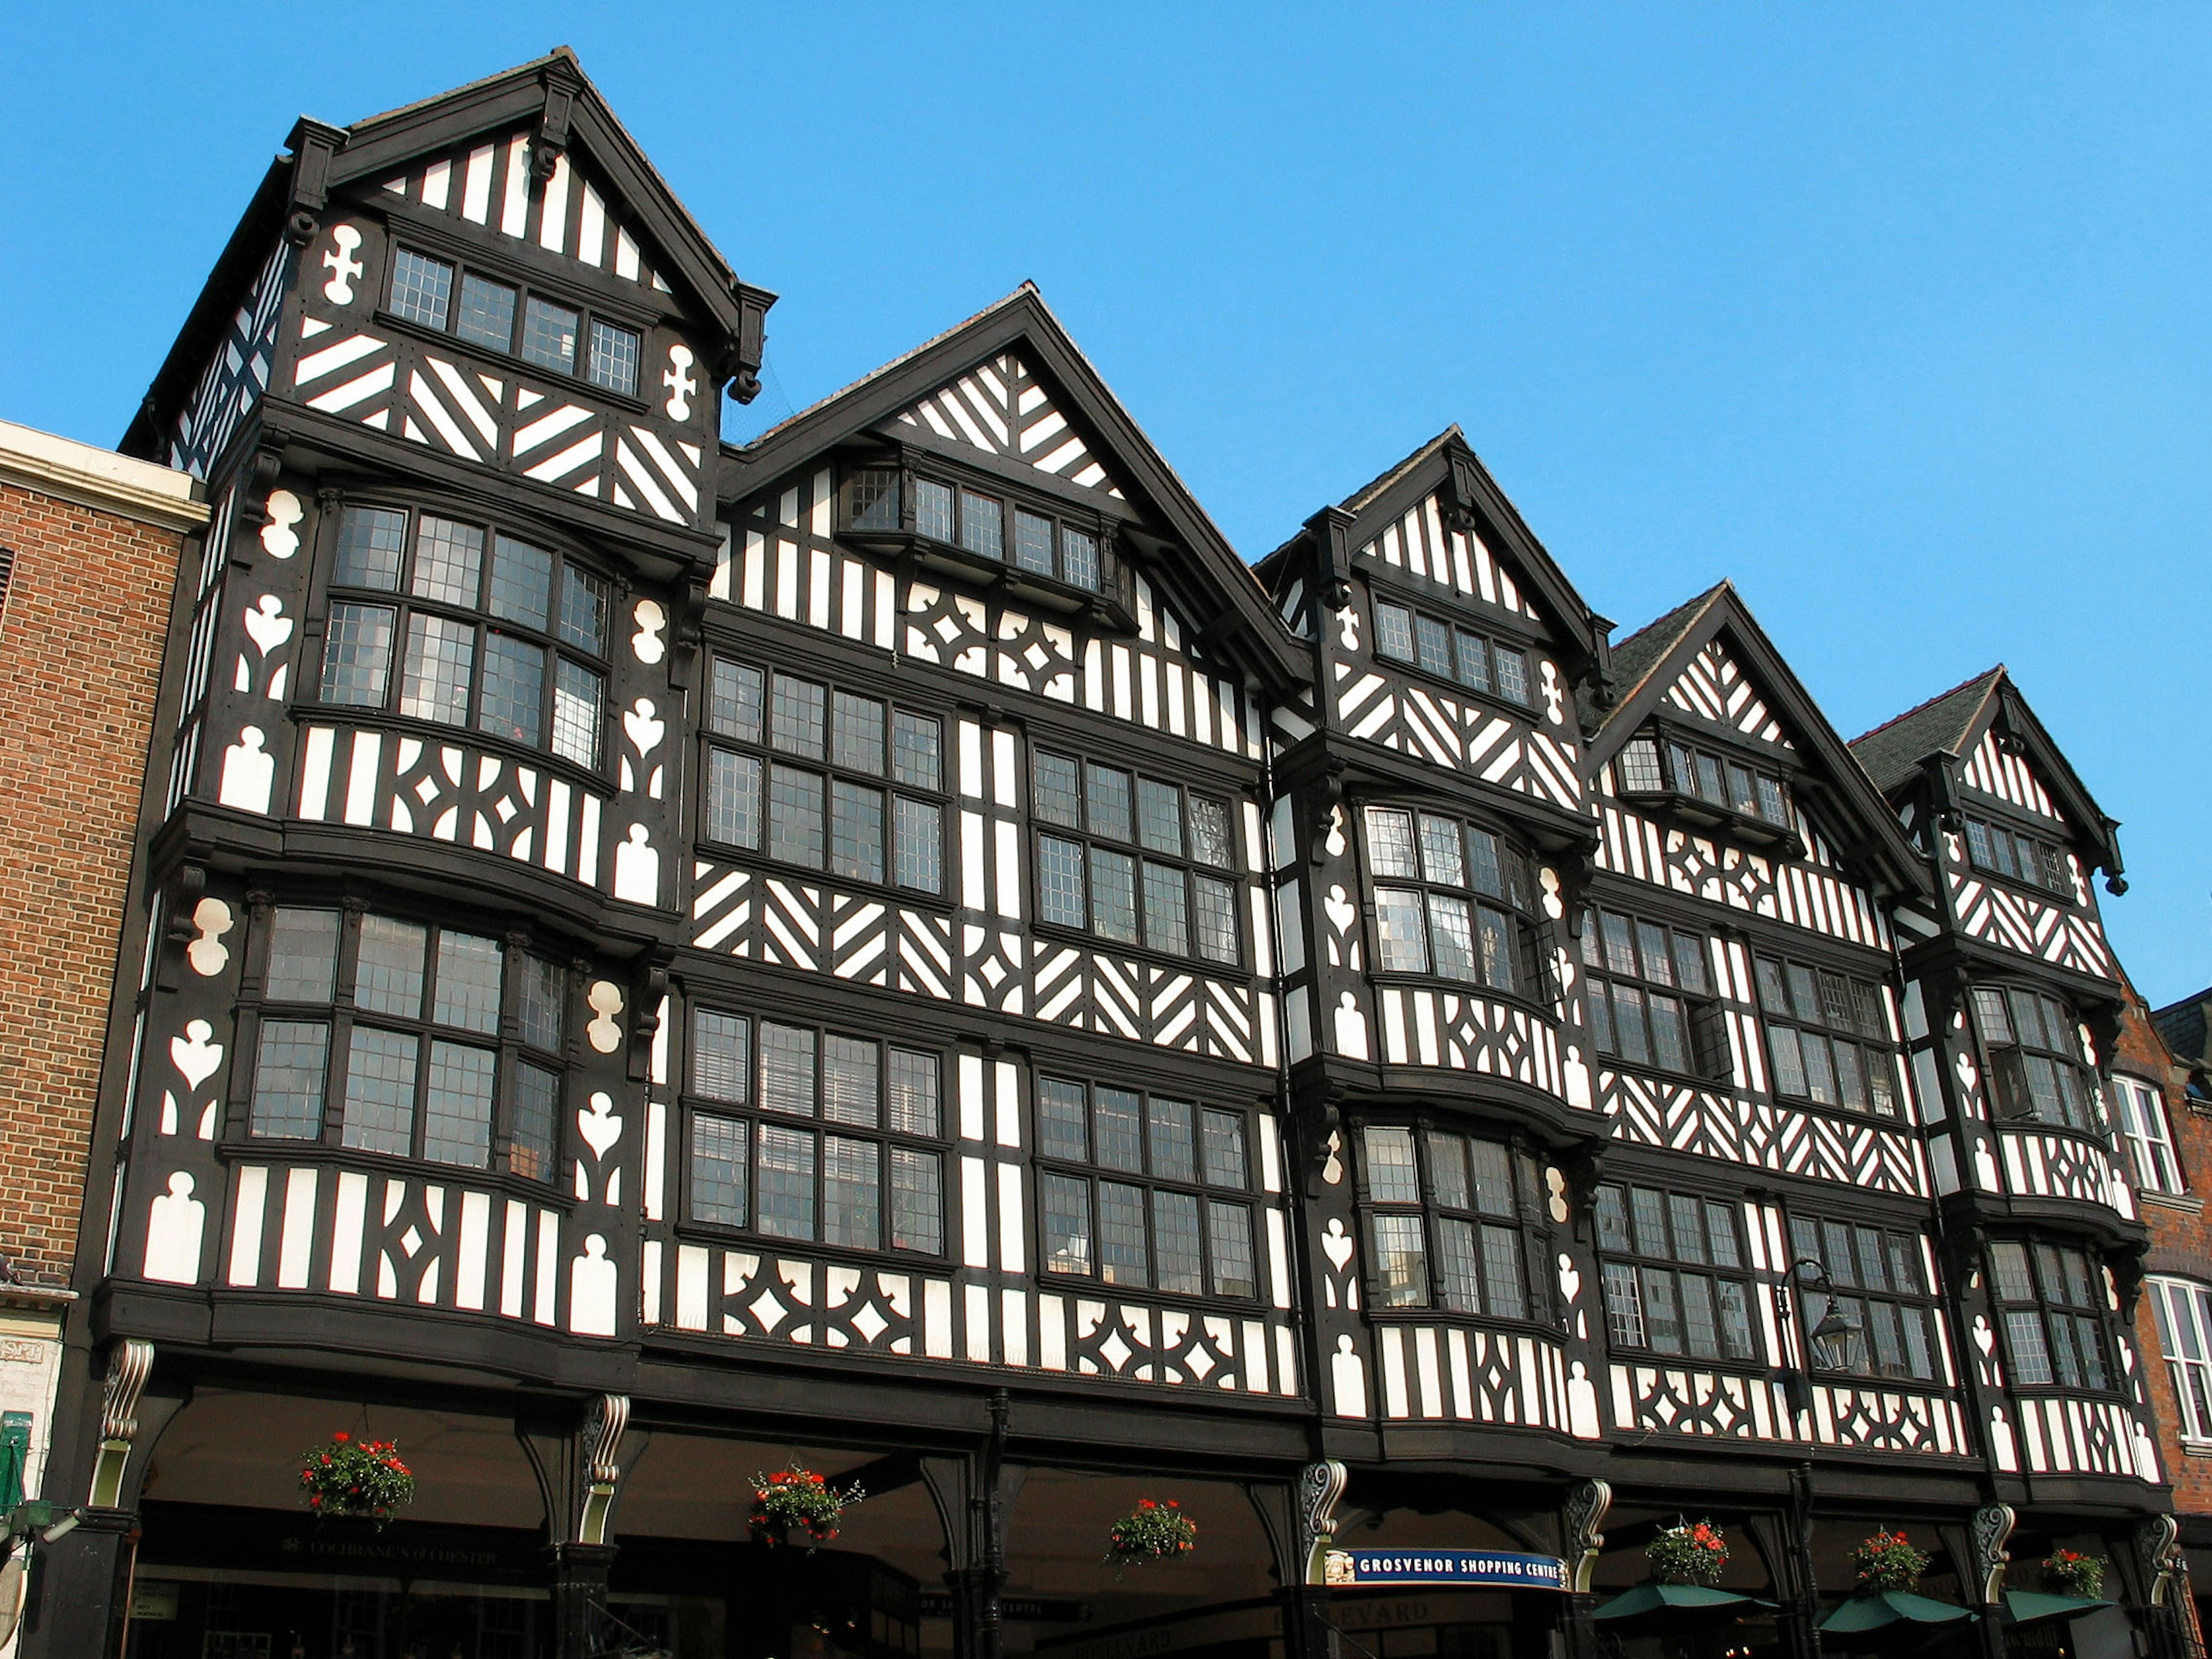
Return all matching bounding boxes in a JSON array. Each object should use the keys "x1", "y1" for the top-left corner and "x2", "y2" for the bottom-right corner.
[{"x1": 334, "y1": 1431, "x2": 350, "y2": 1442}]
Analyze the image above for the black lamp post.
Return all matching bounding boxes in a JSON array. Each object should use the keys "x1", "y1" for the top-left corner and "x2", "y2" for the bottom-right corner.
[{"x1": 1778, "y1": 1258, "x2": 1862, "y2": 1414}]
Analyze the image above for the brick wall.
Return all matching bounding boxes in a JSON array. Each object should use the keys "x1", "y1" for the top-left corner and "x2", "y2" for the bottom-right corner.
[{"x1": 0, "y1": 479, "x2": 181, "y2": 1282}]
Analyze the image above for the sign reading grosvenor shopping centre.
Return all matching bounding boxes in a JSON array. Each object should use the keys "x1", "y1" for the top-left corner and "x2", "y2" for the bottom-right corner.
[{"x1": 1324, "y1": 1550, "x2": 1571, "y2": 1589}]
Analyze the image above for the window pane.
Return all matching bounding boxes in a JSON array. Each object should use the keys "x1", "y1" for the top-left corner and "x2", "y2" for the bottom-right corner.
[
  {"x1": 1669, "y1": 1194, "x2": 1708, "y2": 1264},
  {"x1": 1194, "y1": 876, "x2": 1240, "y2": 965},
  {"x1": 1435, "y1": 1218, "x2": 1483, "y2": 1312},
  {"x1": 1041, "y1": 1173, "x2": 1093, "y2": 1274},
  {"x1": 1034, "y1": 752, "x2": 1081, "y2": 827},
  {"x1": 1188, "y1": 798, "x2": 1234, "y2": 868},
  {"x1": 1037, "y1": 1076, "x2": 1088, "y2": 1161},
  {"x1": 1756, "y1": 775, "x2": 1786, "y2": 824},
  {"x1": 1099, "y1": 1182, "x2": 1149, "y2": 1286},
  {"x1": 487, "y1": 535, "x2": 552, "y2": 630},
  {"x1": 1642, "y1": 1268, "x2": 1684, "y2": 1354},
  {"x1": 771, "y1": 676, "x2": 827, "y2": 758},
  {"x1": 1141, "y1": 862, "x2": 1189, "y2": 955},
  {"x1": 891, "y1": 796, "x2": 941, "y2": 893},
  {"x1": 888, "y1": 1048, "x2": 940, "y2": 1136},
  {"x1": 1374, "y1": 601, "x2": 1415, "y2": 662},
  {"x1": 511, "y1": 1060, "x2": 559, "y2": 1181},
  {"x1": 1415, "y1": 615, "x2": 1453, "y2": 676},
  {"x1": 1618, "y1": 738, "x2": 1662, "y2": 793},
  {"x1": 690, "y1": 1114, "x2": 748, "y2": 1226},
  {"x1": 389, "y1": 250, "x2": 452, "y2": 329},
  {"x1": 1209, "y1": 1202, "x2": 1257, "y2": 1298},
  {"x1": 2006, "y1": 1309, "x2": 2054, "y2": 1385},
  {"x1": 1833, "y1": 1041, "x2": 1868, "y2": 1111},
  {"x1": 1727, "y1": 763, "x2": 1759, "y2": 817},
  {"x1": 433, "y1": 931, "x2": 502, "y2": 1033},
  {"x1": 341, "y1": 1027, "x2": 418, "y2": 1156},
  {"x1": 1372, "y1": 1213, "x2": 1429, "y2": 1307},
  {"x1": 355, "y1": 916, "x2": 427, "y2": 1017},
  {"x1": 1601, "y1": 912, "x2": 1637, "y2": 977},
  {"x1": 1415, "y1": 815, "x2": 1465, "y2": 886},
  {"x1": 1090, "y1": 849, "x2": 1138, "y2": 942},
  {"x1": 1754, "y1": 958, "x2": 1791, "y2": 1016},
  {"x1": 1695, "y1": 753, "x2": 1726, "y2": 805},
  {"x1": 823, "y1": 1035, "x2": 880, "y2": 1127},
  {"x1": 914, "y1": 479, "x2": 953, "y2": 541},
  {"x1": 1706, "y1": 1203, "x2": 1742, "y2": 1269},
  {"x1": 1373, "y1": 889, "x2": 1430, "y2": 974},
  {"x1": 1014, "y1": 509, "x2": 1055, "y2": 575},
  {"x1": 757, "y1": 1124, "x2": 816, "y2": 1240},
  {"x1": 411, "y1": 515, "x2": 483, "y2": 605},
  {"x1": 1039, "y1": 834, "x2": 1085, "y2": 927},
  {"x1": 1680, "y1": 1272, "x2": 1721, "y2": 1359},
  {"x1": 692, "y1": 1010, "x2": 748, "y2": 1102},
  {"x1": 1718, "y1": 1279, "x2": 1756, "y2": 1359},
  {"x1": 1468, "y1": 1139, "x2": 1514, "y2": 1218},
  {"x1": 400, "y1": 613, "x2": 475, "y2": 726},
  {"x1": 959, "y1": 490, "x2": 1003, "y2": 560},
  {"x1": 1202, "y1": 1109, "x2": 1248, "y2": 1188},
  {"x1": 1634, "y1": 922, "x2": 1672, "y2": 986},
  {"x1": 1493, "y1": 646, "x2": 1531, "y2": 704},
  {"x1": 760, "y1": 1023, "x2": 815, "y2": 1116},
  {"x1": 551, "y1": 657, "x2": 603, "y2": 767},
  {"x1": 1094, "y1": 1088, "x2": 1143, "y2": 1173},
  {"x1": 1454, "y1": 628, "x2": 1492, "y2": 692},
  {"x1": 1365, "y1": 809, "x2": 1419, "y2": 878},
  {"x1": 587, "y1": 320, "x2": 641, "y2": 397},
  {"x1": 830, "y1": 781, "x2": 885, "y2": 883},
  {"x1": 334, "y1": 507, "x2": 407, "y2": 591},
  {"x1": 1630, "y1": 1187, "x2": 1669, "y2": 1255},
  {"x1": 1673, "y1": 933, "x2": 1710, "y2": 996},
  {"x1": 851, "y1": 464, "x2": 899, "y2": 536},
  {"x1": 1649, "y1": 995, "x2": 1689, "y2": 1073},
  {"x1": 423, "y1": 1040, "x2": 495, "y2": 1167},
  {"x1": 321, "y1": 602, "x2": 396, "y2": 706},
  {"x1": 1603, "y1": 1262, "x2": 1646, "y2": 1346},
  {"x1": 1426, "y1": 1132, "x2": 1471, "y2": 1210},
  {"x1": 833, "y1": 692, "x2": 886, "y2": 775},
  {"x1": 1613, "y1": 985, "x2": 1650, "y2": 1063},
  {"x1": 1481, "y1": 1224, "x2": 1526, "y2": 1317},
  {"x1": 890, "y1": 1148, "x2": 944, "y2": 1253},
  {"x1": 266, "y1": 908, "x2": 341, "y2": 1002},
  {"x1": 893, "y1": 712, "x2": 942, "y2": 790},
  {"x1": 823, "y1": 1135, "x2": 880, "y2": 1248},
  {"x1": 1587, "y1": 983, "x2": 1615, "y2": 1053},
  {"x1": 454, "y1": 272, "x2": 516, "y2": 349},
  {"x1": 1595, "y1": 1186, "x2": 1632, "y2": 1252},
  {"x1": 1086, "y1": 764, "x2": 1133, "y2": 841},
  {"x1": 706, "y1": 749, "x2": 762, "y2": 848},
  {"x1": 478, "y1": 632, "x2": 545, "y2": 746},
  {"x1": 1363, "y1": 1126, "x2": 1421, "y2": 1203},
  {"x1": 1153, "y1": 1191, "x2": 1203, "y2": 1294},
  {"x1": 711, "y1": 660, "x2": 764, "y2": 741},
  {"x1": 251, "y1": 1020, "x2": 329, "y2": 1139},
  {"x1": 1768, "y1": 1027, "x2": 1807, "y2": 1096},
  {"x1": 1135, "y1": 779, "x2": 1184, "y2": 857},
  {"x1": 1146, "y1": 1098, "x2": 1196, "y2": 1181},
  {"x1": 559, "y1": 563, "x2": 608, "y2": 654},
  {"x1": 520, "y1": 296, "x2": 579, "y2": 373},
  {"x1": 768, "y1": 764, "x2": 826, "y2": 868},
  {"x1": 1060, "y1": 526, "x2": 1099, "y2": 590}
]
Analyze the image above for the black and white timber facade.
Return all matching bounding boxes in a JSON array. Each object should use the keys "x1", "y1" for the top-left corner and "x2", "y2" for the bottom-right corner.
[{"x1": 25, "y1": 49, "x2": 2187, "y2": 1659}]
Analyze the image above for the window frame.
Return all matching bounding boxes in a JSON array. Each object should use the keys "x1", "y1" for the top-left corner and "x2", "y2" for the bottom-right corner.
[
  {"x1": 1578, "y1": 906, "x2": 1729, "y2": 1083},
  {"x1": 838, "y1": 457, "x2": 1114, "y2": 601},
  {"x1": 2113, "y1": 1073, "x2": 2184, "y2": 1196},
  {"x1": 381, "y1": 242, "x2": 650, "y2": 402},
  {"x1": 676, "y1": 1005, "x2": 950, "y2": 1261},
  {"x1": 1611, "y1": 724, "x2": 1798, "y2": 843},
  {"x1": 1366, "y1": 590, "x2": 1537, "y2": 714},
  {"x1": 241, "y1": 901, "x2": 569, "y2": 1184},
  {"x1": 1354, "y1": 1120, "x2": 1537, "y2": 1322},
  {"x1": 1987, "y1": 1236, "x2": 2118, "y2": 1395},
  {"x1": 1359, "y1": 803, "x2": 1547, "y2": 1005},
  {"x1": 1593, "y1": 1180, "x2": 1761, "y2": 1367},
  {"x1": 315, "y1": 497, "x2": 614, "y2": 774},
  {"x1": 698, "y1": 652, "x2": 951, "y2": 900},
  {"x1": 1961, "y1": 810, "x2": 2076, "y2": 903},
  {"x1": 1028, "y1": 743, "x2": 1246, "y2": 970},
  {"x1": 1785, "y1": 1211, "x2": 1944, "y2": 1384},
  {"x1": 2147, "y1": 1277, "x2": 2212, "y2": 1444},
  {"x1": 1030, "y1": 1073, "x2": 1263, "y2": 1303},
  {"x1": 1971, "y1": 982, "x2": 2100, "y2": 1134},
  {"x1": 1751, "y1": 951, "x2": 1902, "y2": 1119}
]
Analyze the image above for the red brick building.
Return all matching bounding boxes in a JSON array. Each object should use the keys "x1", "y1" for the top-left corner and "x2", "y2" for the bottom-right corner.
[{"x1": 0, "y1": 418, "x2": 200, "y2": 1590}]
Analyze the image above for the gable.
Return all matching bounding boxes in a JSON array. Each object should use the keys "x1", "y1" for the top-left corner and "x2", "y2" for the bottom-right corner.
[
  {"x1": 884, "y1": 352, "x2": 1124, "y2": 501},
  {"x1": 1957, "y1": 722, "x2": 2068, "y2": 827},
  {"x1": 374, "y1": 130, "x2": 674, "y2": 297},
  {"x1": 1357, "y1": 488, "x2": 1543, "y2": 628},
  {"x1": 1662, "y1": 638, "x2": 1796, "y2": 753}
]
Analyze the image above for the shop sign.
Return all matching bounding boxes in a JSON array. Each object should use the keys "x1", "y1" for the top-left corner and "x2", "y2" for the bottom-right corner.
[
  {"x1": 917, "y1": 1592, "x2": 1090, "y2": 1623},
  {"x1": 1324, "y1": 1550, "x2": 1569, "y2": 1590}
]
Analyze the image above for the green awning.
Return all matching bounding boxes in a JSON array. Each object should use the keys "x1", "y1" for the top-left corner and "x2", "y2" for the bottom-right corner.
[
  {"x1": 1592, "y1": 1583, "x2": 1776, "y2": 1622},
  {"x1": 2005, "y1": 1591, "x2": 2114, "y2": 1626},
  {"x1": 1817, "y1": 1590, "x2": 1978, "y2": 1632}
]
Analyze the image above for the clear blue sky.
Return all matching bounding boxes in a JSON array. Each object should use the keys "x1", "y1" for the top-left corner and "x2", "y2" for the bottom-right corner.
[{"x1": 5, "y1": 7, "x2": 2206, "y2": 1002}]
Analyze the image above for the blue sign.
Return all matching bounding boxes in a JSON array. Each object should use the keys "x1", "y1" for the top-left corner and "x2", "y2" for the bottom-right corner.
[{"x1": 1325, "y1": 1549, "x2": 1570, "y2": 1590}]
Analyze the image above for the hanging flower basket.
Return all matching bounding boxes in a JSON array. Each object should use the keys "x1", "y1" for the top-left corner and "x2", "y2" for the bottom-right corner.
[
  {"x1": 1851, "y1": 1530, "x2": 1931, "y2": 1594},
  {"x1": 2043, "y1": 1550, "x2": 2106, "y2": 1599},
  {"x1": 297, "y1": 1431, "x2": 415, "y2": 1528},
  {"x1": 748, "y1": 1468, "x2": 863, "y2": 1547},
  {"x1": 1646, "y1": 1520, "x2": 1730, "y2": 1587},
  {"x1": 1107, "y1": 1499, "x2": 1198, "y2": 1565}
]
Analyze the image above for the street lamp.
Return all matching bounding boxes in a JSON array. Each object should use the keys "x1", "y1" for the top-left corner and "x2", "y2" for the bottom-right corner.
[{"x1": 1775, "y1": 1259, "x2": 1861, "y2": 1414}]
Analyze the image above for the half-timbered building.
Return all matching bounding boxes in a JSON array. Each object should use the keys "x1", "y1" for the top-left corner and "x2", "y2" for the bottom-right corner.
[{"x1": 16, "y1": 47, "x2": 2186, "y2": 1659}]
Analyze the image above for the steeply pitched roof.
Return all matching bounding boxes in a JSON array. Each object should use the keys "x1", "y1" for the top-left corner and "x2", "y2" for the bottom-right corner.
[
  {"x1": 1580, "y1": 582, "x2": 1729, "y2": 738},
  {"x1": 1847, "y1": 667, "x2": 2004, "y2": 794},
  {"x1": 2154, "y1": 991, "x2": 2212, "y2": 1068}
]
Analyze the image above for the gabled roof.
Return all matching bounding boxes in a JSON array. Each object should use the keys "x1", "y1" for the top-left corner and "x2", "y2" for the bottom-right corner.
[
  {"x1": 1850, "y1": 665, "x2": 2123, "y2": 878},
  {"x1": 1258, "y1": 427, "x2": 1611, "y2": 680},
  {"x1": 1587, "y1": 581, "x2": 1930, "y2": 900},
  {"x1": 722, "y1": 284, "x2": 1305, "y2": 690},
  {"x1": 2154, "y1": 991, "x2": 2212, "y2": 1070},
  {"x1": 123, "y1": 48, "x2": 771, "y2": 459}
]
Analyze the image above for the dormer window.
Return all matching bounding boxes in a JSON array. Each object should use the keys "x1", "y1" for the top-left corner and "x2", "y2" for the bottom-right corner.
[
  {"x1": 1614, "y1": 730, "x2": 1794, "y2": 839},
  {"x1": 1963, "y1": 814, "x2": 2073, "y2": 899},
  {"x1": 384, "y1": 247, "x2": 643, "y2": 399},
  {"x1": 842, "y1": 464, "x2": 1105, "y2": 596},
  {"x1": 1371, "y1": 597, "x2": 1532, "y2": 708}
]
